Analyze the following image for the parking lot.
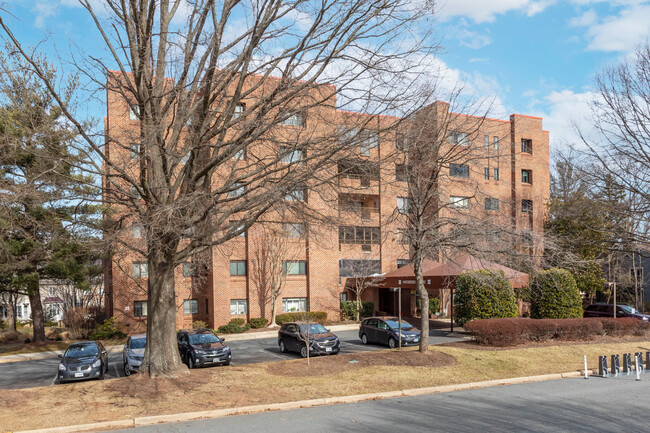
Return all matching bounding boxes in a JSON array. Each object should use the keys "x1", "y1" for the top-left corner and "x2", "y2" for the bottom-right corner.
[{"x1": 0, "y1": 328, "x2": 466, "y2": 389}]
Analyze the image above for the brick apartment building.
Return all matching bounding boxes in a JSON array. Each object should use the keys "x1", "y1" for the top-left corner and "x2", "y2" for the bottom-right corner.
[{"x1": 104, "y1": 77, "x2": 549, "y2": 331}]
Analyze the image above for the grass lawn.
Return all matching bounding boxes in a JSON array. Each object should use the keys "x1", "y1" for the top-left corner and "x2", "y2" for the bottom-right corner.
[{"x1": 1, "y1": 338, "x2": 649, "y2": 432}]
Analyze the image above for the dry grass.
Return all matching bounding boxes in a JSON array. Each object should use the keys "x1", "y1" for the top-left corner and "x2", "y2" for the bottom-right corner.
[{"x1": 1, "y1": 339, "x2": 649, "y2": 432}]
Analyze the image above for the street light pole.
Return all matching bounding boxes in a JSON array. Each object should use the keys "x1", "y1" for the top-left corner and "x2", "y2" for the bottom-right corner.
[{"x1": 398, "y1": 287, "x2": 402, "y2": 350}]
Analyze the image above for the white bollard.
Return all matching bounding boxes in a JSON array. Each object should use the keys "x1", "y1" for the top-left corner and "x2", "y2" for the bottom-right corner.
[
  {"x1": 636, "y1": 356, "x2": 641, "y2": 381},
  {"x1": 584, "y1": 355, "x2": 589, "y2": 379}
]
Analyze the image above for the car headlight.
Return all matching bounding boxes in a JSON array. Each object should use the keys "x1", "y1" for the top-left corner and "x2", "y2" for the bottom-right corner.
[
  {"x1": 58, "y1": 363, "x2": 66, "y2": 371},
  {"x1": 644, "y1": 317, "x2": 649, "y2": 321},
  {"x1": 92, "y1": 359, "x2": 101, "y2": 368},
  {"x1": 128, "y1": 352, "x2": 142, "y2": 360},
  {"x1": 222, "y1": 345, "x2": 230, "y2": 352},
  {"x1": 194, "y1": 349, "x2": 205, "y2": 355}
]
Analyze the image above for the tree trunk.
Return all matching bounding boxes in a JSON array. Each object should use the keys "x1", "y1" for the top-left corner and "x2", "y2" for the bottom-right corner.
[
  {"x1": 414, "y1": 256, "x2": 429, "y2": 353},
  {"x1": 355, "y1": 296, "x2": 361, "y2": 321},
  {"x1": 139, "y1": 243, "x2": 186, "y2": 377},
  {"x1": 7, "y1": 295, "x2": 17, "y2": 331},
  {"x1": 270, "y1": 290, "x2": 278, "y2": 327},
  {"x1": 27, "y1": 288, "x2": 46, "y2": 343}
]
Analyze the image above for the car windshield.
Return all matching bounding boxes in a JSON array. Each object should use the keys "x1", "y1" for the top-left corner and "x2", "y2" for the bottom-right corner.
[
  {"x1": 299, "y1": 324, "x2": 328, "y2": 334},
  {"x1": 65, "y1": 344, "x2": 98, "y2": 358},
  {"x1": 189, "y1": 333, "x2": 221, "y2": 345},
  {"x1": 385, "y1": 320, "x2": 414, "y2": 329},
  {"x1": 129, "y1": 338, "x2": 146, "y2": 349},
  {"x1": 619, "y1": 305, "x2": 636, "y2": 314}
]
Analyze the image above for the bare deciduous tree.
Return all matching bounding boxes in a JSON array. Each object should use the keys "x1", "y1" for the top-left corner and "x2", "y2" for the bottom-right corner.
[
  {"x1": 340, "y1": 257, "x2": 383, "y2": 320},
  {"x1": 0, "y1": 0, "x2": 439, "y2": 376}
]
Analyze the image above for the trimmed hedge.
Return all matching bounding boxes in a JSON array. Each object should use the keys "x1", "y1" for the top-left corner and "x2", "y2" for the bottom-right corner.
[
  {"x1": 249, "y1": 317, "x2": 269, "y2": 329},
  {"x1": 531, "y1": 268, "x2": 582, "y2": 319},
  {"x1": 340, "y1": 301, "x2": 374, "y2": 320},
  {"x1": 191, "y1": 320, "x2": 208, "y2": 329},
  {"x1": 465, "y1": 317, "x2": 650, "y2": 346},
  {"x1": 275, "y1": 311, "x2": 328, "y2": 325},
  {"x1": 217, "y1": 318, "x2": 251, "y2": 334},
  {"x1": 454, "y1": 269, "x2": 518, "y2": 326}
]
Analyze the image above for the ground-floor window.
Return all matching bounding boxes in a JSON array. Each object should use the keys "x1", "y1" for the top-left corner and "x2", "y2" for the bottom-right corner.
[
  {"x1": 134, "y1": 301, "x2": 148, "y2": 317},
  {"x1": 340, "y1": 292, "x2": 347, "y2": 302},
  {"x1": 183, "y1": 299, "x2": 198, "y2": 315},
  {"x1": 282, "y1": 297, "x2": 307, "y2": 313},
  {"x1": 230, "y1": 299, "x2": 247, "y2": 315},
  {"x1": 0, "y1": 305, "x2": 5, "y2": 319},
  {"x1": 46, "y1": 304, "x2": 62, "y2": 319},
  {"x1": 16, "y1": 305, "x2": 23, "y2": 318}
]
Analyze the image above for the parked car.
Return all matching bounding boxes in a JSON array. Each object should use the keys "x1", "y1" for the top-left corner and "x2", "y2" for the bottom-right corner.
[
  {"x1": 359, "y1": 317, "x2": 421, "y2": 348},
  {"x1": 177, "y1": 328, "x2": 231, "y2": 369},
  {"x1": 278, "y1": 322, "x2": 340, "y2": 358},
  {"x1": 123, "y1": 334, "x2": 146, "y2": 376},
  {"x1": 57, "y1": 341, "x2": 108, "y2": 383},
  {"x1": 583, "y1": 303, "x2": 650, "y2": 321}
]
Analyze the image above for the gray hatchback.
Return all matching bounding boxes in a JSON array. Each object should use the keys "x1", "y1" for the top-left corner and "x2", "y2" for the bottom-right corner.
[{"x1": 58, "y1": 341, "x2": 108, "y2": 383}]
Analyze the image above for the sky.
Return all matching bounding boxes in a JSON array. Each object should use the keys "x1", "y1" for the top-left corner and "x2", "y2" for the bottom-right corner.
[{"x1": 2, "y1": 0, "x2": 650, "y2": 152}]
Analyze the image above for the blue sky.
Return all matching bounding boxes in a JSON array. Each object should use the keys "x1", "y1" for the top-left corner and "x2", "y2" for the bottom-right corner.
[{"x1": 2, "y1": 0, "x2": 650, "y2": 150}]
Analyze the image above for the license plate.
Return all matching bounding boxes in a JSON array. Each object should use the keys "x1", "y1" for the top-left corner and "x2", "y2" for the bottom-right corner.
[
  {"x1": 74, "y1": 373, "x2": 84, "y2": 378},
  {"x1": 325, "y1": 347, "x2": 332, "y2": 352}
]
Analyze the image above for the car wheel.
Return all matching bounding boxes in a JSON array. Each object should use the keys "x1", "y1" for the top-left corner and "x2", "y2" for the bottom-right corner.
[
  {"x1": 361, "y1": 334, "x2": 368, "y2": 344},
  {"x1": 388, "y1": 337, "x2": 396, "y2": 349},
  {"x1": 300, "y1": 345, "x2": 308, "y2": 358},
  {"x1": 279, "y1": 340, "x2": 287, "y2": 353},
  {"x1": 223, "y1": 361, "x2": 231, "y2": 366},
  {"x1": 187, "y1": 356, "x2": 194, "y2": 369},
  {"x1": 124, "y1": 362, "x2": 131, "y2": 376},
  {"x1": 99, "y1": 364, "x2": 105, "y2": 380}
]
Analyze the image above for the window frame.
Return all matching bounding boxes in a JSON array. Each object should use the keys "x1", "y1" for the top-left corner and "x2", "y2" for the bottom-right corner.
[
  {"x1": 281, "y1": 111, "x2": 306, "y2": 127},
  {"x1": 230, "y1": 299, "x2": 248, "y2": 315},
  {"x1": 449, "y1": 163, "x2": 470, "y2": 178},
  {"x1": 230, "y1": 260, "x2": 247, "y2": 276},
  {"x1": 133, "y1": 301, "x2": 148, "y2": 317},
  {"x1": 182, "y1": 262, "x2": 197, "y2": 277},
  {"x1": 522, "y1": 199, "x2": 533, "y2": 213},
  {"x1": 183, "y1": 299, "x2": 199, "y2": 315},
  {"x1": 283, "y1": 260, "x2": 307, "y2": 275},
  {"x1": 485, "y1": 197, "x2": 500, "y2": 211},
  {"x1": 522, "y1": 169, "x2": 532, "y2": 184},
  {"x1": 493, "y1": 168, "x2": 499, "y2": 181},
  {"x1": 449, "y1": 196, "x2": 470, "y2": 209},
  {"x1": 396, "y1": 196, "x2": 412, "y2": 214},
  {"x1": 484, "y1": 167, "x2": 490, "y2": 180},
  {"x1": 521, "y1": 138, "x2": 533, "y2": 154},
  {"x1": 282, "y1": 297, "x2": 307, "y2": 313},
  {"x1": 283, "y1": 222, "x2": 305, "y2": 238},
  {"x1": 132, "y1": 262, "x2": 148, "y2": 278}
]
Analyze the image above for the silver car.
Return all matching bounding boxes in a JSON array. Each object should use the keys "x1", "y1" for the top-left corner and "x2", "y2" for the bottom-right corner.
[{"x1": 123, "y1": 334, "x2": 146, "y2": 375}]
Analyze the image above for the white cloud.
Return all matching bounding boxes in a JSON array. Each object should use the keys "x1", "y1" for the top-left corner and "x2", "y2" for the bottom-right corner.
[
  {"x1": 436, "y1": 0, "x2": 553, "y2": 23},
  {"x1": 538, "y1": 89, "x2": 598, "y2": 150},
  {"x1": 448, "y1": 25, "x2": 492, "y2": 49},
  {"x1": 569, "y1": 9, "x2": 598, "y2": 27},
  {"x1": 583, "y1": 4, "x2": 650, "y2": 52}
]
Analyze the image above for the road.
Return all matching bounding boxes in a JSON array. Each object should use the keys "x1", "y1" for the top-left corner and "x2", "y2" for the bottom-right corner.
[
  {"x1": 106, "y1": 375, "x2": 650, "y2": 433},
  {"x1": 0, "y1": 328, "x2": 465, "y2": 389}
]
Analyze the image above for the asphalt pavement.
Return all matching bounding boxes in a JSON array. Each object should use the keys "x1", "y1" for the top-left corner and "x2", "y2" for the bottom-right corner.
[
  {"x1": 105, "y1": 375, "x2": 650, "y2": 433},
  {"x1": 0, "y1": 328, "x2": 466, "y2": 389}
]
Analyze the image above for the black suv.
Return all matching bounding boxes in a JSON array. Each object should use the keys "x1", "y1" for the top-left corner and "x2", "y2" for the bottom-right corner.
[
  {"x1": 278, "y1": 322, "x2": 340, "y2": 358},
  {"x1": 583, "y1": 303, "x2": 650, "y2": 321},
  {"x1": 177, "y1": 328, "x2": 232, "y2": 368},
  {"x1": 359, "y1": 317, "x2": 421, "y2": 348}
]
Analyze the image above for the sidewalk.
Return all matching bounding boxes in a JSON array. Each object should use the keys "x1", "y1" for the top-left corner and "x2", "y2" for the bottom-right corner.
[{"x1": 0, "y1": 323, "x2": 361, "y2": 364}]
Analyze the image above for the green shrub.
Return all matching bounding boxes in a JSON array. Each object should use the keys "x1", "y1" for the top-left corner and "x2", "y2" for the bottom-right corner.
[
  {"x1": 0, "y1": 320, "x2": 6, "y2": 330},
  {"x1": 191, "y1": 320, "x2": 209, "y2": 329},
  {"x1": 44, "y1": 321, "x2": 58, "y2": 327},
  {"x1": 340, "y1": 302, "x2": 374, "y2": 320},
  {"x1": 454, "y1": 269, "x2": 518, "y2": 327},
  {"x1": 530, "y1": 268, "x2": 583, "y2": 319},
  {"x1": 217, "y1": 318, "x2": 251, "y2": 334},
  {"x1": 249, "y1": 317, "x2": 268, "y2": 329},
  {"x1": 417, "y1": 297, "x2": 441, "y2": 314},
  {"x1": 275, "y1": 311, "x2": 328, "y2": 325},
  {"x1": 88, "y1": 318, "x2": 126, "y2": 340}
]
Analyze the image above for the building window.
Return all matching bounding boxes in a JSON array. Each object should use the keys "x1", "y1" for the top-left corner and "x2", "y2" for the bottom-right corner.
[
  {"x1": 129, "y1": 105, "x2": 140, "y2": 120},
  {"x1": 396, "y1": 229, "x2": 409, "y2": 244},
  {"x1": 449, "y1": 164, "x2": 469, "y2": 178},
  {"x1": 339, "y1": 259, "x2": 381, "y2": 277},
  {"x1": 360, "y1": 131, "x2": 379, "y2": 156},
  {"x1": 449, "y1": 196, "x2": 470, "y2": 209},
  {"x1": 134, "y1": 301, "x2": 148, "y2": 317},
  {"x1": 397, "y1": 259, "x2": 410, "y2": 268},
  {"x1": 522, "y1": 199, "x2": 533, "y2": 213},
  {"x1": 521, "y1": 139, "x2": 532, "y2": 154},
  {"x1": 133, "y1": 262, "x2": 148, "y2": 278},
  {"x1": 449, "y1": 131, "x2": 469, "y2": 146},
  {"x1": 283, "y1": 222, "x2": 305, "y2": 238},
  {"x1": 280, "y1": 147, "x2": 304, "y2": 163},
  {"x1": 285, "y1": 189, "x2": 306, "y2": 201},
  {"x1": 183, "y1": 300, "x2": 198, "y2": 315},
  {"x1": 130, "y1": 142, "x2": 140, "y2": 159},
  {"x1": 361, "y1": 244, "x2": 372, "y2": 253},
  {"x1": 132, "y1": 223, "x2": 144, "y2": 239},
  {"x1": 283, "y1": 261, "x2": 307, "y2": 275},
  {"x1": 484, "y1": 167, "x2": 489, "y2": 180},
  {"x1": 484, "y1": 135, "x2": 489, "y2": 147},
  {"x1": 230, "y1": 299, "x2": 247, "y2": 315},
  {"x1": 0, "y1": 306, "x2": 5, "y2": 319},
  {"x1": 340, "y1": 292, "x2": 347, "y2": 302},
  {"x1": 522, "y1": 169, "x2": 532, "y2": 184},
  {"x1": 232, "y1": 148, "x2": 246, "y2": 160},
  {"x1": 282, "y1": 297, "x2": 307, "y2": 312},
  {"x1": 493, "y1": 136, "x2": 499, "y2": 149},
  {"x1": 230, "y1": 260, "x2": 247, "y2": 276},
  {"x1": 493, "y1": 168, "x2": 499, "y2": 181},
  {"x1": 228, "y1": 182, "x2": 245, "y2": 198},
  {"x1": 182, "y1": 263, "x2": 197, "y2": 277},
  {"x1": 395, "y1": 164, "x2": 408, "y2": 182},
  {"x1": 339, "y1": 226, "x2": 380, "y2": 245},
  {"x1": 233, "y1": 103, "x2": 245, "y2": 118},
  {"x1": 230, "y1": 220, "x2": 246, "y2": 237},
  {"x1": 485, "y1": 198, "x2": 500, "y2": 211},
  {"x1": 48, "y1": 287, "x2": 56, "y2": 296},
  {"x1": 16, "y1": 305, "x2": 23, "y2": 318},
  {"x1": 281, "y1": 112, "x2": 306, "y2": 127},
  {"x1": 396, "y1": 196, "x2": 412, "y2": 214}
]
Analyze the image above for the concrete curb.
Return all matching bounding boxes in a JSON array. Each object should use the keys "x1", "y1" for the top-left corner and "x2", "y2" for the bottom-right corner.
[
  {"x1": 15, "y1": 370, "x2": 583, "y2": 433},
  {"x1": 0, "y1": 324, "x2": 361, "y2": 363}
]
